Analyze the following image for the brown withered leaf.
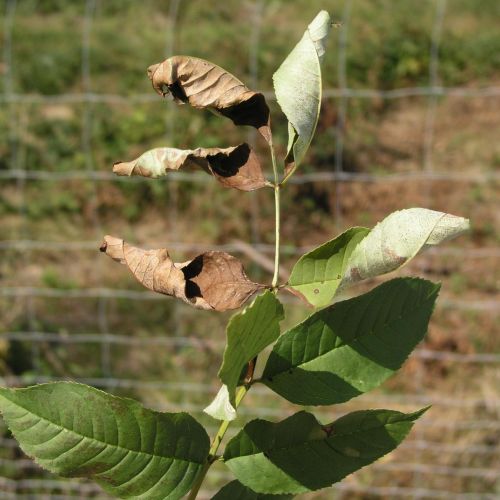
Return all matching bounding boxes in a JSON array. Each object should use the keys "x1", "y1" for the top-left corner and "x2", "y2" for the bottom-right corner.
[
  {"x1": 100, "y1": 236, "x2": 264, "y2": 311},
  {"x1": 113, "y1": 143, "x2": 269, "y2": 191},
  {"x1": 148, "y1": 56, "x2": 271, "y2": 143}
]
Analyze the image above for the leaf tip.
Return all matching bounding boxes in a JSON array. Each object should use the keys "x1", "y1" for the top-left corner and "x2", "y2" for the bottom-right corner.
[
  {"x1": 410, "y1": 405, "x2": 432, "y2": 420},
  {"x1": 147, "y1": 62, "x2": 165, "y2": 96},
  {"x1": 112, "y1": 161, "x2": 134, "y2": 177},
  {"x1": 100, "y1": 235, "x2": 125, "y2": 263},
  {"x1": 147, "y1": 63, "x2": 160, "y2": 80},
  {"x1": 314, "y1": 10, "x2": 331, "y2": 24}
]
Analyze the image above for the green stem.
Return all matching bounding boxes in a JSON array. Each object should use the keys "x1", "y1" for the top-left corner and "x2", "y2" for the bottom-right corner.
[
  {"x1": 188, "y1": 139, "x2": 282, "y2": 499},
  {"x1": 270, "y1": 141, "x2": 281, "y2": 289},
  {"x1": 187, "y1": 386, "x2": 248, "y2": 500},
  {"x1": 210, "y1": 385, "x2": 247, "y2": 456}
]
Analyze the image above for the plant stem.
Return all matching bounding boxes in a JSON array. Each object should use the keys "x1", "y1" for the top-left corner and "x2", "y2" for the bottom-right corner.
[
  {"x1": 189, "y1": 140, "x2": 282, "y2": 500},
  {"x1": 270, "y1": 141, "x2": 281, "y2": 289},
  {"x1": 186, "y1": 385, "x2": 248, "y2": 500},
  {"x1": 210, "y1": 385, "x2": 247, "y2": 456}
]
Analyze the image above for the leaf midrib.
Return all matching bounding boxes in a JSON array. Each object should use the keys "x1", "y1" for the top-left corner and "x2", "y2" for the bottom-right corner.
[
  {"x1": 290, "y1": 273, "x2": 341, "y2": 287},
  {"x1": 272, "y1": 293, "x2": 434, "y2": 375},
  {"x1": 227, "y1": 416, "x2": 411, "y2": 461},
  {"x1": 4, "y1": 397, "x2": 199, "y2": 466}
]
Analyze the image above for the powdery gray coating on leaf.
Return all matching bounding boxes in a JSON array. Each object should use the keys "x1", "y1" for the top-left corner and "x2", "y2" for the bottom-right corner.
[
  {"x1": 148, "y1": 56, "x2": 271, "y2": 143},
  {"x1": 100, "y1": 236, "x2": 263, "y2": 311},
  {"x1": 113, "y1": 143, "x2": 268, "y2": 192},
  {"x1": 339, "y1": 208, "x2": 470, "y2": 290}
]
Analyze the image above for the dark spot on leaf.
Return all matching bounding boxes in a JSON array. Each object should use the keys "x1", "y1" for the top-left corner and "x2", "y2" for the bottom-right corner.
[
  {"x1": 383, "y1": 246, "x2": 406, "y2": 265},
  {"x1": 314, "y1": 288, "x2": 320, "y2": 294},
  {"x1": 219, "y1": 93, "x2": 269, "y2": 130},
  {"x1": 167, "y1": 81, "x2": 188, "y2": 103},
  {"x1": 206, "y1": 144, "x2": 250, "y2": 178},
  {"x1": 182, "y1": 255, "x2": 204, "y2": 298},
  {"x1": 350, "y1": 267, "x2": 362, "y2": 280}
]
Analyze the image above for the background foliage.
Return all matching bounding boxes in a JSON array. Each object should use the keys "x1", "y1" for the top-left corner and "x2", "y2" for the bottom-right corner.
[{"x1": 0, "y1": 0, "x2": 498, "y2": 498}]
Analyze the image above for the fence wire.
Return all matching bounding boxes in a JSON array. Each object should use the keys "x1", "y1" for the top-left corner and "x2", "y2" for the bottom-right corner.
[{"x1": 0, "y1": 0, "x2": 499, "y2": 499}]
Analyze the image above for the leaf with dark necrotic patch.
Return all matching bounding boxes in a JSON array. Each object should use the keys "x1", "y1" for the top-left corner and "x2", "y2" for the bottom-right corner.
[
  {"x1": 148, "y1": 56, "x2": 271, "y2": 143},
  {"x1": 113, "y1": 143, "x2": 269, "y2": 192},
  {"x1": 100, "y1": 236, "x2": 264, "y2": 311}
]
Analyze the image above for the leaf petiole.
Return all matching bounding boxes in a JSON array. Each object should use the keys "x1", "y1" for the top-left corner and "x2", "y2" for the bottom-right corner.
[
  {"x1": 270, "y1": 140, "x2": 281, "y2": 289},
  {"x1": 187, "y1": 385, "x2": 249, "y2": 500}
]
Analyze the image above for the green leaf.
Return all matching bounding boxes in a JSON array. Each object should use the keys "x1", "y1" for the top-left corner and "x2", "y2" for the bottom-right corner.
[
  {"x1": 219, "y1": 291, "x2": 284, "y2": 407},
  {"x1": 262, "y1": 278, "x2": 439, "y2": 405},
  {"x1": 0, "y1": 382, "x2": 210, "y2": 500},
  {"x1": 288, "y1": 227, "x2": 369, "y2": 307},
  {"x1": 212, "y1": 480, "x2": 293, "y2": 499},
  {"x1": 273, "y1": 10, "x2": 332, "y2": 174},
  {"x1": 340, "y1": 208, "x2": 469, "y2": 290},
  {"x1": 224, "y1": 408, "x2": 427, "y2": 494}
]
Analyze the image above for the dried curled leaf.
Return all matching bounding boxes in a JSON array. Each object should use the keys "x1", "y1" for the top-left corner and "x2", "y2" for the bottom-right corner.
[
  {"x1": 148, "y1": 56, "x2": 271, "y2": 143},
  {"x1": 100, "y1": 236, "x2": 264, "y2": 311},
  {"x1": 113, "y1": 143, "x2": 268, "y2": 191}
]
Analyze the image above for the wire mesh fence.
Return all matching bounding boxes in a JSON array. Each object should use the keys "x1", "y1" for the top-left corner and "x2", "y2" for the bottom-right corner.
[{"x1": 0, "y1": 0, "x2": 499, "y2": 498}]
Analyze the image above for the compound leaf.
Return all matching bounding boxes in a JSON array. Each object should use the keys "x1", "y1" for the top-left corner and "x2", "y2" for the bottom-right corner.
[
  {"x1": 262, "y1": 278, "x2": 439, "y2": 405},
  {"x1": 0, "y1": 382, "x2": 210, "y2": 500},
  {"x1": 273, "y1": 10, "x2": 331, "y2": 174},
  {"x1": 224, "y1": 408, "x2": 427, "y2": 494},
  {"x1": 148, "y1": 56, "x2": 271, "y2": 143},
  {"x1": 288, "y1": 227, "x2": 369, "y2": 307},
  {"x1": 101, "y1": 236, "x2": 264, "y2": 311},
  {"x1": 113, "y1": 143, "x2": 268, "y2": 192},
  {"x1": 212, "y1": 480, "x2": 293, "y2": 499},
  {"x1": 340, "y1": 208, "x2": 469, "y2": 290}
]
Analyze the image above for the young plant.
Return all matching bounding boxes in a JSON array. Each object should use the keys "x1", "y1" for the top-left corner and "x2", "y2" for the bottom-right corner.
[{"x1": 0, "y1": 11, "x2": 469, "y2": 500}]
